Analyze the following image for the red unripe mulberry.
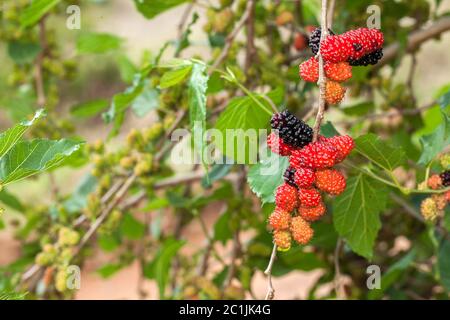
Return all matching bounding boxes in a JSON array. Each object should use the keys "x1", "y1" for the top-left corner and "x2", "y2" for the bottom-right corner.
[{"x1": 275, "y1": 183, "x2": 298, "y2": 212}]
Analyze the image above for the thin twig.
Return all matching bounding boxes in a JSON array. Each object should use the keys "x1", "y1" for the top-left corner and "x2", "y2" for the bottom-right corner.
[
  {"x1": 154, "y1": 110, "x2": 187, "y2": 162},
  {"x1": 75, "y1": 174, "x2": 137, "y2": 253},
  {"x1": 407, "y1": 54, "x2": 417, "y2": 106},
  {"x1": 333, "y1": 238, "x2": 346, "y2": 299},
  {"x1": 264, "y1": 244, "x2": 277, "y2": 300},
  {"x1": 244, "y1": 0, "x2": 257, "y2": 72},
  {"x1": 339, "y1": 100, "x2": 436, "y2": 126},
  {"x1": 177, "y1": 3, "x2": 195, "y2": 40},
  {"x1": 35, "y1": 18, "x2": 47, "y2": 108},
  {"x1": 327, "y1": 0, "x2": 336, "y2": 28},
  {"x1": 209, "y1": 0, "x2": 254, "y2": 75},
  {"x1": 375, "y1": 16, "x2": 450, "y2": 69},
  {"x1": 312, "y1": 0, "x2": 329, "y2": 142}
]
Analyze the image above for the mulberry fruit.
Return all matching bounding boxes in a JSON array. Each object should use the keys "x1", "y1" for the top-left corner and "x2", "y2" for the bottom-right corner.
[
  {"x1": 432, "y1": 194, "x2": 447, "y2": 211},
  {"x1": 273, "y1": 230, "x2": 292, "y2": 251},
  {"x1": 267, "y1": 132, "x2": 292, "y2": 156},
  {"x1": 320, "y1": 34, "x2": 354, "y2": 63},
  {"x1": 293, "y1": 167, "x2": 316, "y2": 188},
  {"x1": 348, "y1": 48, "x2": 383, "y2": 66},
  {"x1": 325, "y1": 62, "x2": 352, "y2": 82},
  {"x1": 325, "y1": 135, "x2": 355, "y2": 163},
  {"x1": 275, "y1": 183, "x2": 298, "y2": 212},
  {"x1": 308, "y1": 27, "x2": 335, "y2": 55},
  {"x1": 294, "y1": 32, "x2": 308, "y2": 51},
  {"x1": 298, "y1": 202, "x2": 326, "y2": 221},
  {"x1": 299, "y1": 188, "x2": 322, "y2": 207},
  {"x1": 344, "y1": 28, "x2": 384, "y2": 60},
  {"x1": 300, "y1": 60, "x2": 352, "y2": 83},
  {"x1": 321, "y1": 28, "x2": 383, "y2": 63},
  {"x1": 420, "y1": 197, "x2": 441, "y2": 221},
  {"x1": 428, "y1": 174, "x2": 442, "y2": 190},
  {"x1": 269, "y1": 208, "x2": 291, "y2": 230},
  {"x1": 270, "y1": 110, "x2": 313, "y2": 148},
  {"x1": 325, "y1": 81, "x2": 346, "y2": 105},
  {"x1": 290, "y1": 141, "x2": 338, "y2": 169},
  {"x1": 315, "y1": 169, "x2": 346, "y2": 195},
  {"x1": 440, "y1": 170, "x2": 450, "y2": 187},
  {"x1": 283, "y1": 167, "x2": 297, "y2": 188},
  {"x1": 290, "y1": 216, "x2": 314, "y2": 245},
  {"x1": 299, "y1": 57, "x2": 319, "y2": 82}
]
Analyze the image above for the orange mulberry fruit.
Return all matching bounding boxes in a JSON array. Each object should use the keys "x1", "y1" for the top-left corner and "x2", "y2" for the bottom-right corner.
[
  {"x1": 268, "y1": 208, "x2": 291, "y2": 230},
  {"x1": 315, "y1": 169, "x2": 346, "y2": 195},
  {"x1": 325, "y1": 81, "x2": 346, "y2": 105},
  {"x1": 290, "y1": 216, "x2": 314, "y2": 245},
  {"x1": 273, "y1": 230, "x2": 292, "y2": 251},
  {"x1": 298, "y1": 202, "x2": 326, "y2": 221}
]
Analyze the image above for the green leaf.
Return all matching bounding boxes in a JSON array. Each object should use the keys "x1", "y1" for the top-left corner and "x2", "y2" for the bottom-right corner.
[
  {"x1": 133, "y1": 0, "x2": 188, "y2": 19},
  {"x1": 143, "y1": 238, "x2": 185, "y2": 298},
  {"x1": 116, "y1": 55, "x2": 138, "y2": 84},
  {"x1": 214, "y1": 211, "x2": 233, "y2": 244},
  {"x1": 157, "y1": 58, "x2": 192, "y2": 69},
  {"x1": 438, "y1": 239, "x2": 450, "y2": 292},
  {"x1": 333, "y1": 174, "x2": 389, "y2": 259},
  {"x1": 96, "y1": 263, "x2": 123, "y2": 279},
  {"x1": 131, "y1": 88, "x2": 159, "y2": 118},
  {"x1": 188, "y1": 63, "x2": 209, "y2": 173},
  {"x1": 20, "y1": 0, "x2": 61, "y2": 28},
  {"x1": 0, "y1": 139, "x2": 82, "y2": 186},
  {"x1": 103, "y1": 73, "x2": 149, "y2": 136},
  {"x1": 98, "y1": 234, "x2": 121, "y2": 252},
  {"x1": 248, "y1": 148, "x2": 289, "y2": 204},
  {"x1": 120, "y1": 213, "x2": 145, "y2": 240},
  {"x1": 438, "y1": 88, "x2": 450, "y2": 110},
  {"x1": 341, "y1": 101, "x2": 375, "y2": 116},
  {"x1": 320, "y1": 121, "x2": 340, "y2": 138},
  {"x1": 0, "y1": 189, "x2": 25, "y2": 212},
  {"x1": 160, "y1": 65, "x2": 192, "y2": 89},
  {"x1": 144, "y1": 197, "x2": 170, "y2": 211},
  {"x1": 215, "y1": 96, "x2": 271, "y2": 164},
  {"x1": 7, "y1": 41, "x2": 41, "y2": 64},
  {"x1": 155, "y1": 239, "x2": 184, "y2": 299},
  {"x1": 71, "y1": 99, "x2": 109, "y2": 118},
  {"x1": 418, "y1": 112, "x2": 450, "y2": 165},
  {"x1": 76, "y1": 33, "x2": 123, "y2": 54},
  {"x1": 0, "y1": 109, "x2": 45, "y2": 159},
  {"x1": 368, "y1": 249, "x2": 416, "y2": 299},
  {"x1": 355, "y1": 133, "x2": 407, "y2": 171},
  {"x1": 0, "y1": 291, "x2": 28, "y2": 300}
]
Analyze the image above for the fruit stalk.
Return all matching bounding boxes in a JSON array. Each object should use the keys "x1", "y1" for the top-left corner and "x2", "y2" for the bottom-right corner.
[{"x1": 312, "y1": 0, "x2": 329, "y2": 142}]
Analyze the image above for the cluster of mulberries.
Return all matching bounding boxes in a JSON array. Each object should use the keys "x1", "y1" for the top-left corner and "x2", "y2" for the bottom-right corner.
[
  {"x1": 420, "y1": 170, "x2": 450, "y2": 221},
  {"x1": 267, "y1": 111, "x2": 355, "y2": 250},
  {"x1": 300, "y1": 27, "x2": 384, "y2": 105}
]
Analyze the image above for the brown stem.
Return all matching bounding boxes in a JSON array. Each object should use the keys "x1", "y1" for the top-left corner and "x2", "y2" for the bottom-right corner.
[
  {"x1": 375, "y1": 16, "x2": 450, "y2": 70},
  {"x1": 334, "y1": 238, "x2": 346, "y2": 299},
  {"x1": 75, "y1": 174, "x2": 137, "y2": 253},
  {"x1": 209, "y1": 0, "x2": 255, "y2": 75},
  {"x1": 327, "y1": 0, "x2": 336, "y2": 28},
  {"x1": 244, "y1": 0, "x2": 257, "y2": 72},
  {"x1": 264, "y1": 244, "x2": 277, "y2": 300},
  {"x1": 35, "y1": 18, "x2": 47, "y2": 108},
  {"x1": 312, "y1": 0, "x2": 329, "y2": 142}
]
